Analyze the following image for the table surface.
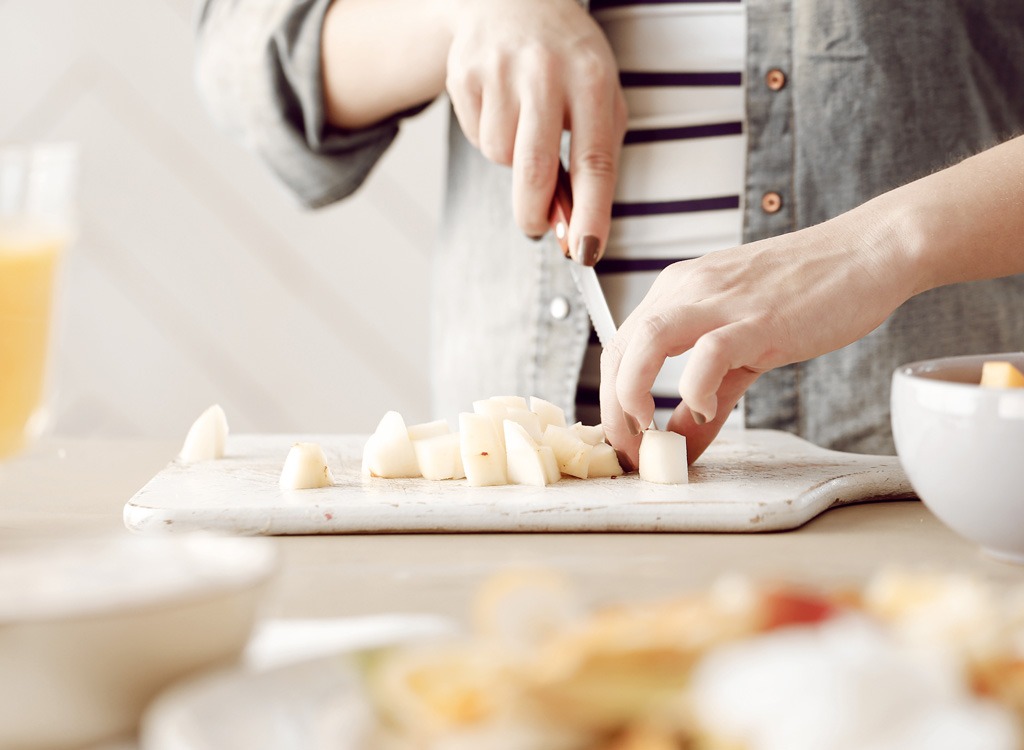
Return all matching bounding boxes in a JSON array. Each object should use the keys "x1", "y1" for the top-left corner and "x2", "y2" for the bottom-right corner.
[{"x1": 4, "y1": 437, "x2": 1023, "y2": 626}]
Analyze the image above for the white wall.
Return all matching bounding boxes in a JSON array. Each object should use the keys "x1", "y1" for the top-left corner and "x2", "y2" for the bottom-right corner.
[{"x1": 1, "y1": 0, "x2": 447, "y2": 438}]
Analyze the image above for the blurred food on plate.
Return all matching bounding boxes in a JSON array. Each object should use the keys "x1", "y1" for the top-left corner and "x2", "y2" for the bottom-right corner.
[{"x1": 360, "y1": 570, "x2": 1024, "y2": 750}]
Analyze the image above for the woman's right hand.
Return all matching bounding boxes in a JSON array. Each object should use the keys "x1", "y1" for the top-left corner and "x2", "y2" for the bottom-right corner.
[{"x1": 444, "y1": 0, "x2": 627, "y2": 263}]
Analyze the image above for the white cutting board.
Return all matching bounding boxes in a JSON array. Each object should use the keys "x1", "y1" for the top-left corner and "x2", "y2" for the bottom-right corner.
[{"x1": 124, "y1": 430, "x2": 915, "y2": 535}]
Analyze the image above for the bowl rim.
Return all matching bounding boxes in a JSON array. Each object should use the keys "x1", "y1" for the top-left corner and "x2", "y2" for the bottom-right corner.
[
  {"x1": 893, "y1": 351, "x2": 1024, "y2": 390},
  {"x1": 0, "y1": 535, "x2": 278, "y2": 625}
]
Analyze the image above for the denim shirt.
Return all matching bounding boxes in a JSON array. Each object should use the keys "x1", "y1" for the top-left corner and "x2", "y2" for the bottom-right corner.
[{"x1": 195, "y1": 0, "x2": 1024, "y2": 455}]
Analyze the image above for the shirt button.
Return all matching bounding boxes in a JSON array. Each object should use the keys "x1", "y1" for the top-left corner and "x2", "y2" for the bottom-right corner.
[
  {"x1": 761, "y1": 191, "x2": 783, "y2": 214},
  {"x1": 549, "y1": 296, "x2": 571, "y2": 320},
  {"x1": 765, "y1": 68, "x2": 787, "y2": 91}
]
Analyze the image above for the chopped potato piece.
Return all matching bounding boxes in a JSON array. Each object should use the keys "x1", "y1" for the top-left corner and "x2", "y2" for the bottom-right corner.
[
  {"x1": 571, "y1": 422, "x2": 606, "y2": 446},
  {"x1": 415, "y1": 432, "x2": 465, "y2": 480},
  {"x1": 638, "y1": 430, "x2": 688, "y2": 485},
  {"x1": 460, "y1": 413, "x2": 508, "y2": 487},
  {"x1": 179, "y1": 404, "x2": 229, "y2": 464},
  {"x1": 530, "y1": 397, "x2": 568, "y2": 430},
  {"x1": 362, "y1": 399, "x2": 677, "y2": 487},
  {"x1": 588, "y1": 443, "x2": 624, "y2": 478},
  {"x1": 407, "y1": 419, "x2": 450, "y2": 441},
  {"x1": 280, "y1": 442, "x2": 334, "y2": 490},
  {"x1": 505, "y1": 421, "x2": 556, "y2": 487},
  {"x1": 363, "y1": 411, "x2": 420, "y2": 478},
  {"x1": 542, "y1": 425, "x2": 593, "y2": 479},
  {"x1": 980, "y1": 361, "x2": 1024, "y2": 388}
]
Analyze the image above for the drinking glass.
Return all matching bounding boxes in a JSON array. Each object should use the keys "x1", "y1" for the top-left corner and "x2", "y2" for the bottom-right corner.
[{"x1": 0, "y1": 144, "x2": 76, "y2": 459}]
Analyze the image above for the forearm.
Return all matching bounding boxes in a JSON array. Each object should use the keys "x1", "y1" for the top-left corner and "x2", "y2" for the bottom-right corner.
[
  {"x1": 879, "y1": 134, "x2": 1024, "y2": 299},
  {"x1": 321, "y1": 0, "x2": 455, "y2": 129}
]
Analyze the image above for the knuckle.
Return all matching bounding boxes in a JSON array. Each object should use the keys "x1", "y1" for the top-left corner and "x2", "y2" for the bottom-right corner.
[
  {"x1": 574, "y1": 50, "x2": 615, "y2": 90},
  {"x1": 485, "y1": 49, "x2": 510, "y2": 81},
  {"x1": 636, "y1": 312, "x2": 670, "y2": 345},
  {"x1": 694, "y1": 331, "x2": 728, "y2": 363},
  {"x1": 573, "y1": 148, "x2": 617, "y2": 180},
  {"x1": 521, "y1": 44, "x2": 560, "y2": 78}
]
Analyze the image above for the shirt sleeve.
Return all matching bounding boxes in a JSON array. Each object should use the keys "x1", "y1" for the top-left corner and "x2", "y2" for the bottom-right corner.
[{"x1": 194, "y1": 0, "x2": 429, "y2": 209}]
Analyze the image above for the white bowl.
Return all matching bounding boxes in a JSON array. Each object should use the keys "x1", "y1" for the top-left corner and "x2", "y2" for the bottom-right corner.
[
  {"x1": 891, "y1": 352, "x2": 1024, "y2": 563},
  {"x1": 0, "y1": 534, "x2": 277, "y2": 749}
]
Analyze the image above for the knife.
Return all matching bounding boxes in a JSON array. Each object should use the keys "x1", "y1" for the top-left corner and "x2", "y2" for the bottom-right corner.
[{"x1": 548, "y1": 162, "x2": 618, "y2": 348}]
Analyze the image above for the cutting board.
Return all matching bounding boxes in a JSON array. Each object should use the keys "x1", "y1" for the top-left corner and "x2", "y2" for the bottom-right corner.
[{"x1": 124, "y1": 429, "x2": 915, "y2": 535}]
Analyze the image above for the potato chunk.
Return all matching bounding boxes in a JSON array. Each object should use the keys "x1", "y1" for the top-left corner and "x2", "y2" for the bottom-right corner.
[
  {"x1": 638, "y1": 430, "x2": 688, "y2": 485},
  {"x1": 980, "y1": 361, "x2": 1024, "y2": 388}
]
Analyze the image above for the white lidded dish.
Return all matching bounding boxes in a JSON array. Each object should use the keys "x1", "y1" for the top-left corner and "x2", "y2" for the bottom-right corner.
[{"x1": 0, "y1": 533, "x2": 276, "y2": 749}]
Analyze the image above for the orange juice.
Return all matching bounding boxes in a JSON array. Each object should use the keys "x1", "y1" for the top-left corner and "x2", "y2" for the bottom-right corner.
[{"x1": 0, "y1": 231, "x2": 64, "y2": 457}]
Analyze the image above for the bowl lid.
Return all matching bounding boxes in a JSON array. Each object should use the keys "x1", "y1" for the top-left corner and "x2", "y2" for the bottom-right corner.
[{"x1": 0, "y1": 534, "x2": 277, "y2": 622}]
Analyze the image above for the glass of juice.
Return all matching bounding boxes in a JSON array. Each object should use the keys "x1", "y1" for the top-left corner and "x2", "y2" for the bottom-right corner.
[{"x1": 0, "y1": 144, "x2": 76, "y2": 459}]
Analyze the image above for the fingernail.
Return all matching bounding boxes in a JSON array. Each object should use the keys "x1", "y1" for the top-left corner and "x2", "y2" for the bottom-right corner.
[
  {"x1": 615, "y1": 449, "x2": 637, "y2": 474},
  {"x1": 623, "y1": 411, "x2": 642, "y2": 436},
  {"x1": 691, "y1": 408, "x2": 707, "y2": 426},
  {"x1": 578, "y1": 235, "x2": 600, "y2": 267},
  {"x1": 527, "y1": 233, "x2": 544, "y2": 242}
]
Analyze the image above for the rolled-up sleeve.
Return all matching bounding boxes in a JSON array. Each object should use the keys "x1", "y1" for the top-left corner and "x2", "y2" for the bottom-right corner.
[{"x1": 195, "y1": 0, "x2": 427, "y2": 208}]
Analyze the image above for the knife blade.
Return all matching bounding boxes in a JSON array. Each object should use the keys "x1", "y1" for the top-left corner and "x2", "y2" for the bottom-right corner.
[{"x1": 548, "y1": 162, "x2": 618, "y2": 347}]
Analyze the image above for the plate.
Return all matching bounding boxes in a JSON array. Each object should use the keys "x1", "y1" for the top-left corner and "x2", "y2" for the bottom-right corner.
[{"x1": 139, "y1": 615, "x2": 453, "y2": 750}]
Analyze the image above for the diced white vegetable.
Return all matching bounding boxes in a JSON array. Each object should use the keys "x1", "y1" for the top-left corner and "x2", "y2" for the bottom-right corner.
[
  {"x1": 539, "y1": 446, "x2": 560, "y2": 485},
  {"x1": 414, "y1": 432, "x2": 465, "y2": 480},
  {"x1": 571, "y1": 422, "x2": 606, "y2": 446},
  {"x1": 505, "y1": 408, "x2": 544, "y2": 442},
  {"x1": 530, "y1": 397, "x2": 567, "y2": 430},
  {"x1": 280, "y1": 442, "x2": 334, "y2": 490},
  {"x1": 472, "y1": 399, "x2": 509, "y2": 453},
  {"x1": 504, "y1": 421, "x2": 553, "y2": 487},
  {"x1": 588, "y1": 442, "x2": 624, "y2": 478},
  {"x1": 638, "y1": 430, "x2": 688, "y2": 484},
  {"x1": 407, "y1": 419, "x2": 450, "y2": 442},
  {"x1": 541, "y1": 425, "x2": 593, "y2": 479},
  {"x1": 459, "y1": 413, "x2": 508, "y2": 487},
  {"x1": 363, "y1": 411, "x2": 420, "y2": 478},
  {"x1": 491, "y1": 395, "x2": 529, "y2": 409},
  {"x1": 179, "y1": 404, "x2": 229, "y2": 464}
]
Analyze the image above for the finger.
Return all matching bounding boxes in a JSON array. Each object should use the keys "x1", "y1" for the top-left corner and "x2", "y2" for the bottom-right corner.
[
  {"x1": 566, "y1": 78, "x2": 625, "y2": 265},
  {"x1": 446, "y1": 66, "x2": 483, "y2": 148},
  {"x1": 511, "y1": 87, "x2": 562, "y2": 238},
  {"x1": 678, "y1": 321, "x2": 767, "y2": 424},
  {"x1": 599, "y1": 340, "x2": 641, "y2": 473},
  {"x1": 614, "y1": 304, "x2": 716, "y2": 430},
  {"x1": 477, "y1": 75, "x2": 519, "y2": 166},
  {"x1": 598, "y1": 290, "x2": 662, "y2": 466},
  {"x1": 665, "y1": 367, "x2": 760, "y2": 464}
]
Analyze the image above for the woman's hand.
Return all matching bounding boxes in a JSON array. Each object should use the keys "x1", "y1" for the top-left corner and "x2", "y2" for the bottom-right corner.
[
  {"x1": 600, "y1": 203, "x2": 915, "y2": 468},
  {"x1": 322, "y1": 0, "x2": 625, "y2": 260},
  {"x1": 445, "y1": 0, "x2": 627, "y2": 262}
]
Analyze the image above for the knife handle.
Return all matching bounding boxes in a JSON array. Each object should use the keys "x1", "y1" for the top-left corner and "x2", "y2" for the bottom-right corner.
[{"x1": 548, "y1": 162, "x2": 574, "y2": 259}]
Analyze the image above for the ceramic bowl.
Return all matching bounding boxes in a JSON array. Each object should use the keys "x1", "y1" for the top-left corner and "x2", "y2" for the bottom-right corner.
[
  {"x1": 0, "y1": 533, "x2": 277, "y2": 749},
  {"x1": 891, "y1": 352, "x2": 1024, "y2": 563}
]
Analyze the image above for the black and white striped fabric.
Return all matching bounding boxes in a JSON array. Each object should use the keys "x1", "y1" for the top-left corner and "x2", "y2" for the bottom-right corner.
[{"x1": 576, "y1": 0, "x2": 747, "y2": 428}]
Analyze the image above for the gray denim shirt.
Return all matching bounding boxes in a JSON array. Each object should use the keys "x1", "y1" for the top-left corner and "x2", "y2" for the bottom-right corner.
[{"x1": 195, "y1": 0, "x2": 1024, "y2": 455}]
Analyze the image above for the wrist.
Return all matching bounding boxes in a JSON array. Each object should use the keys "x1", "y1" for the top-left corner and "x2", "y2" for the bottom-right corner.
[
  {"x1": 853, "y1": 175, "x2": 958, "y2": 305},
  {"x1": 861, "y1": 136, "x2": 1024, "y2": 299}
]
